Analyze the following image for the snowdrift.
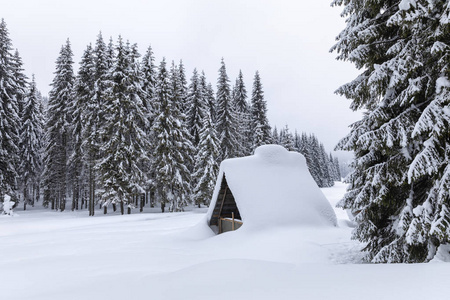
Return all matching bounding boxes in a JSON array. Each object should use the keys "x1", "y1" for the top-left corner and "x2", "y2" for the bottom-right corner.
[{"x1": 205, "y1": 145, "x2": 337, "y2": 231}]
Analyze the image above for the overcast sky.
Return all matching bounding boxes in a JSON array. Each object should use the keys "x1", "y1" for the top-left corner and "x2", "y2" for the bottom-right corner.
[{"x1": 3, "y1": 0, "x2": 360, "y2": 160}]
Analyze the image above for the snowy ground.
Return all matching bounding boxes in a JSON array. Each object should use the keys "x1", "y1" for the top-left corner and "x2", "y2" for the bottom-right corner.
[{"x1": 1, "y1": 182, "x2": 449, "y2": 300}]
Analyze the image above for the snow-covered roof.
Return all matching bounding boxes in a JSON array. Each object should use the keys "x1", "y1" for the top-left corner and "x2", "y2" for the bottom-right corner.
[{"x1": 206, "y1": 145, "x2": 337, "y2": 230}]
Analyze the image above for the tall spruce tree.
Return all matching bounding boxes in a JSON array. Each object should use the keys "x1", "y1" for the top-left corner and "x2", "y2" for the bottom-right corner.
[
  {"x1": 70, "y1": 44, "x2": 95, "y2": 212},
  {"x1": 11, "y1": 49, "x2": 28, "y2": 121},
  {"x1": 192, "y1": 114, "x2": 220, "y2": 207},
  {"x1": 97, "y1": 36, "x2": 149, "y2": 215},
  {"x1": 178, "y1": 60, "x2": 189, "y2": 112},
  {"x1": 250, "y1": 71, "x2": 271, "y2": 150},
  {"x1": 186, "y1": 69, "x2": 207, "y2": 147},
  {"x1": 43, "y1": 39, "x2": 75, "y2": 211},
  {"x1": 319, "y1": 143, "x2": 334, "y2": 187},
  {"x1": 233, "y1": 70, "x2": 252, "y2": 156},
  {"x1": 204, "y1": 77, "x2": 217, "y2": 124},
  {"x1": 0, "y1": 19, "x2": 21, "y2": 203},
  {"x1": 330, "y1": 153, "x2": 341, "y2": 181},
  {"x1": 170, "y1": 61, "x2": 194, "y2": 209},
  {"x1": 141, "y1": 45, "x2": 157, "y2": 128},
  {"x1": 140, "y1": 45, "x2": 157, "y2": 205},
  {"x1": 280, "y1": 125, "x2": 295, "y2": 151},
  {"x1": 19, "y1": 75, "x2": 43, "y2": 209},
  {"x1": 216, "y1": 59, "x2": 239, "y2": 160},
  {"x1": 152, "y1": 59, "x2": 192, "y2": 212},
  {"x1": 333, "y1": 0, "x2": 450, "y2": 262}
]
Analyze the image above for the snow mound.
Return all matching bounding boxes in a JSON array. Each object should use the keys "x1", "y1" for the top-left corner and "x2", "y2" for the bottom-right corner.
[
  {"x1": 206, "y1": 145, "x2": 337, "y2": 230},
  {"x1": 2, "y1": 194, "x2": 16, "y2": 216}
]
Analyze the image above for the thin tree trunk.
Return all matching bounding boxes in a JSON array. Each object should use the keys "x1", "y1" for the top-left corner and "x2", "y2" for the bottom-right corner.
[
  {"x1": 23, "y1": 186, "x2": 27, "y2": 211},
  {"x1": 89, "y1": 164, "x2": 95, "y2": 216},
  {"x1": 32, "y1": 185, "x2": 35, "y2": 207}
]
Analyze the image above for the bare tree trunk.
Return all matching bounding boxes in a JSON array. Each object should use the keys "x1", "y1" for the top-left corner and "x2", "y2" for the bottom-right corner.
[
  {"x1": 51, "y1": 193, "x2": 55, "y2": 210},
  {"x1": 60, "y1": 190, "x2": 65, "y2": 212},
  {"x1": 32, "y1": 185, "x2": 35, "y2": 207},
  {"x1": 89, "y1": 165, "x2": 95, "y2": 216},
  {"x1": 23, "y1": 186, "x2": 27, "y2": 211},
  {"x1": 72, "y1": 186, "x2": 77, "y2": 211}
]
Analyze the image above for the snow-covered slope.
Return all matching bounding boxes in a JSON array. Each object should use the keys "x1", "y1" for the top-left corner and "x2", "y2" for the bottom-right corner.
[{"x1": 206, "y1": 145, "x2": 337, "y2": 230}]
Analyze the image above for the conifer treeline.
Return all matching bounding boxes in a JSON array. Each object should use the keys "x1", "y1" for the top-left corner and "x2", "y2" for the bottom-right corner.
[
  {"x1": 272, "y1": 126, "x2": 341, "y2": 187},
  {"x1": 0, "y1": 19, "x2": 45, "y2": 210},
  {"x1": 0, "y1": 20, "x2": 340, "y2": 215}
]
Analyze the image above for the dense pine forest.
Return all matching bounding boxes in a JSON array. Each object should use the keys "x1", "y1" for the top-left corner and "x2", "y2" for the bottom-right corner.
[{"x1": 0, "y1": 19, "x2": 341, "y2": 216}]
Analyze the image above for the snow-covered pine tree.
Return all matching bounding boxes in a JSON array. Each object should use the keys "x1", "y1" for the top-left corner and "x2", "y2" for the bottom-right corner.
[
  {"x1": 19, "y1": 75, "x2": 42, "y2": 210},
  {"x1": 97, "y1": 36, "x2": 149, "y2": 215},
  {"x1": 233, "y1": 70, "x2": 252, "y2": 156},
  {"x1": 332, "y1": 154, "x2": 342, "y2": 181},
  {"x1": 11, "y1": 49, "x2": 28, "y2": 121},
  {"x1": 306, "y1": 134, "x2": 323, "y2": 187},
  {"x1": 106, "y1": 37, "x2": 115, "y2": 69},
  {"x1": 70, "y1": 44, "x2": 95, "y2": 212},
  {"x1": 198, "y1": 71, "x2": 217, "y2": 127},
  {"x1": 0, "y1": 19, "x2": 20, "y2": 204},
  {"x1": 141, "y1": 45, "x2": 157, "y2": 129},
  {"x1": 178, "y1": 60, "x2": 189, "y2": 113},
  {"x1": 319, "y1": 143, "x2": 334, "y2": 187},
  {"x1": 11, "y1": 49, "x2": 28, "y2": 204},
  {"x1": 170, "y1": 61, "x2": 194, "y2": 209},
  {"x1": 216, "y1": 59, "x2": 239, "y2": 160},
  {"x1": 140, "y1": 45, "x2": 157, "y2": 208},
  {"x1": 35, "y1": 92, "x2": 46, "y2": 205},
  {"x1": 272, "y1": 126, "x2": 280, "y2": 145},
  {"x1": 186, "y1": 68, "x2": 207, "y2": 147},
  {"x1": 328, "y1": 153, "x2": 336, "y2": 182},
  {"x1": 250, "y1": 71, "x2": 271, "y2": 150},
  {"x1": 79, "y1": 33, "x2": 110, "y2": 214},
  {"x1": 280, "y1": 125, "x2": 295, "y2": 151},
  {"x1": 192, "y1": 114, "x2": 220, "y2": 207},
  {"x1": 298, "y1": 132, "x2": 309, "y2": 156},
  {"x1": 152, "y1": 59, "x2": 193, "y2": 212},
  {"x1": 43, "y1": 39, "x2": 75, "y2": 211},
  {"x1": 332, "y1": 0, "x2": 450, "y2": 262}
]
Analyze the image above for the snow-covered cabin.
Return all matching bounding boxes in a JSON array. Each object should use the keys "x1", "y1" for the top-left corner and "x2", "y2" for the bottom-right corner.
[{"x1": 207, "y1": 145, "x2": 337, "y2": 233}]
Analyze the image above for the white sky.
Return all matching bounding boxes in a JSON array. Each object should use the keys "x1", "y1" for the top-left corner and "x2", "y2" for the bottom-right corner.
[{"x1": 3, "y1": 0, "x2": 360, "y2": 160}]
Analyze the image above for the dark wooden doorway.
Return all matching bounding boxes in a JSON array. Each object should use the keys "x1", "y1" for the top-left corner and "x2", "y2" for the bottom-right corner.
[{"x1": 209, "y1": 174, "x2": 242, "y2": 233}]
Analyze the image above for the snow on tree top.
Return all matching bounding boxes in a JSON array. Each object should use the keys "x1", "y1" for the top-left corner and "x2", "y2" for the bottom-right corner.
[
  {"x1": 206, "y1": 144, "x2": 337, "y2": 231},
  {"x1": 399, "y1": 0, "x2": 416, "y2": 11}
]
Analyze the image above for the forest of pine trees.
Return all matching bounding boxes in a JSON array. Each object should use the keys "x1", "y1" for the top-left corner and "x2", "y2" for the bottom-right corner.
[
  {"x1": 272, "y1": 127, "x2": 341, "y2": 188},
  {"x1": 332, "y1": 0, "x2": 450, "y2": 262},
  {"x1": 0, "y1": 19, "x2": 341, "y2": 215}
]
